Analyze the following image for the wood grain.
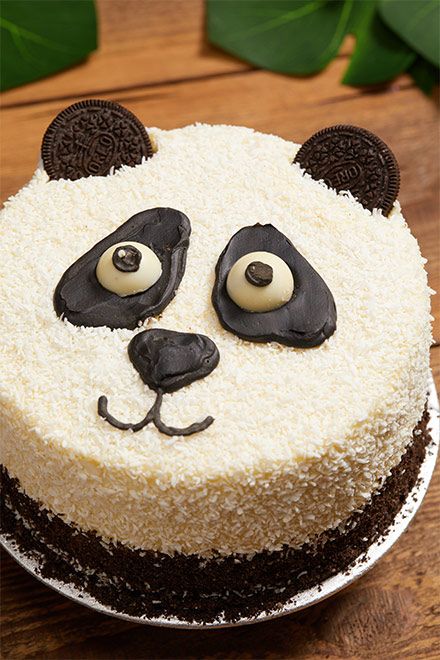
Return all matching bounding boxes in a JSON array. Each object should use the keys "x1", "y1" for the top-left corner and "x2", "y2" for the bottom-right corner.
[{"x1": 1, "y1": 0, "x2": 439, "y2": 657}]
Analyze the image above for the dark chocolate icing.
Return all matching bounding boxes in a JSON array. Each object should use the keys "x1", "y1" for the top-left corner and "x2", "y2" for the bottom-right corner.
[
  {"x1": 98, "y1": 329, "x2": 220, "y2": 436},
  {"x1": 212, "y1": 224, "x2": 336, "y2": 348},
  {"x1": 112, "y1": 245, "x2": 142, "y2": 272},
  {"x1": 245, "y1": 261, "x2": 273, "y2": 287},
  {"x1": 128, "y1": 329, "x2": 220, "y2": 393},
  {"x1": 54, "y1": 208, "x2": 191, "y2": 330}
]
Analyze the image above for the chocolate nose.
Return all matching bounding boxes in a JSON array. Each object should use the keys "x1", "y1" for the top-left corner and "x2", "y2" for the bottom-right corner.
[
  {"x1": 98, "y1": 329, "x2": 220, "y2": 436},
  {"x1": 129, "y1": 329, "x2": 220, "y2": 392}
]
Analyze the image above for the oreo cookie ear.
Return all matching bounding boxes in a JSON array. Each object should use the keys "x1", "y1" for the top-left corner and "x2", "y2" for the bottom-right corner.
[
  {"x1": 42, "y1": 99, "x2": 153, "y2": 181},
  {"x1": 293, "y1": 125, "x2": 400, "y2": 216}
]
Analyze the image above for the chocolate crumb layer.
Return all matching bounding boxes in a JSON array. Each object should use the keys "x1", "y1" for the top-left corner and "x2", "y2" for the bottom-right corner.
[{"x1": 0, "y1": 409, "x2": 431, "y2": 624}]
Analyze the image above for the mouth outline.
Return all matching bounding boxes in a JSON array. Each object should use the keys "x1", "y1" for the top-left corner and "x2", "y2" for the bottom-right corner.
[{"x1": 98, "y1": 389, "x2": 214, "y2": 437}]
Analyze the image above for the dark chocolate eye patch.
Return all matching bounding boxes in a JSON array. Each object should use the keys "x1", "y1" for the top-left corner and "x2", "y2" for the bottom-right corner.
[
  {"x1": 212, "y1": 224, "x2": 336, "y2": 348},
  {"x1": 54, "y1": 207, "x2": 191, "y2": 330}
]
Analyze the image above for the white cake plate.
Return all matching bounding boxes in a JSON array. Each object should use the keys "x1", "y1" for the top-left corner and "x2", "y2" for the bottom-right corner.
[{"x1": 2, "y1": 376, "x2": 439, "y2": 629}]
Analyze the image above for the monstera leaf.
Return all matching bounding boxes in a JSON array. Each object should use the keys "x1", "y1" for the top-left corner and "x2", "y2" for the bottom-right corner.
[
  {"x1": 343, "y1": 0, "x2": 416, "y2": 85},
  {"x1": 0, "y1": 0, "x2": 97, "y2": 92},
  {"x1": 207, "y1": 0, "x2": 439, "y2": 95},
  {"x1": 207, "y1": 0, "x2": 352, "y2": 75},
  {"x1": 379, "y1": 0, "x2": 440, "y2": 68},
  {"x1": 408, "y1": 56, "x2": 439, "y2": 95}
]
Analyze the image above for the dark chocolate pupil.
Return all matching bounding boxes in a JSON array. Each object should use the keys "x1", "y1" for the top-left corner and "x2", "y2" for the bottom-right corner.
[
  {"x1": 245, "y1": 261, "x2": 273, "y2": 287},
  {"x1": 112, "y1": 245, "x2": 142, "y2": 272}
]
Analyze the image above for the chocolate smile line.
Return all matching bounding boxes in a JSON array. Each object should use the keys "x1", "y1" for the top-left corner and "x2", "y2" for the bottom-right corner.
[{"x1": 98, "y1": 390, "x2": 214, "y2": 436}]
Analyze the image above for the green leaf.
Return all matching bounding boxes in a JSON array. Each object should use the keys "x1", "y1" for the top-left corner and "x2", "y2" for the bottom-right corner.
[
  {"x1": 207, "y1": 0, "x2": 355, "y2": 75},
  {"x1": 379, "y1": 0, "x2": 440, "y2": 68},
  {"x1": 408, "y1": 56, "x2": 439, "y2": 95},
  {"x1": 343, "y1": 0, "x2": 416, "y2": 85},
  {"x1": 0, "y1": 0, "x2": 97, "y2": 92}
]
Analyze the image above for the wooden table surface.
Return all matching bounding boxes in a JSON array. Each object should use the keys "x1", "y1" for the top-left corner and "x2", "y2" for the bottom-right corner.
[{"x1": 1, "y1": 2, "x2": 439, "y2": 658}]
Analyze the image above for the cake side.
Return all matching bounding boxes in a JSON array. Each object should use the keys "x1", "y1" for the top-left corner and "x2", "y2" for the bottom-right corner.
[
  {"x1": 0, "y1": 124, "x2": 432, "y2": 556},
  {"x1": 1, "y1": 410, "x2": 432, "y2": 623}
]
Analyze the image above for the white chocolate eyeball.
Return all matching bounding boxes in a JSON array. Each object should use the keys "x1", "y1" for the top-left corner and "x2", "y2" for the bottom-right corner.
[
  {"x1": 226, "y1": 251, "x2": 294, "y2": 313},
  {"x1": 96, "y1": 241, "x2": 162, "y2": 297}
]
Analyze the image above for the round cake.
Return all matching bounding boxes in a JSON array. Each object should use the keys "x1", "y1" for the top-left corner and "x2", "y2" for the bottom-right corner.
[{"x1": 0, "y1": 101, "x2": 432, "y2": 624}]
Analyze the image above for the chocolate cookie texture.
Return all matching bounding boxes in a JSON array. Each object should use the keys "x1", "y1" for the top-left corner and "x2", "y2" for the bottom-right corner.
[
  {"x1": 42, "y1": 99, "x2": 153, "y2": 181},
  {"x1": 213, "y1": 224, "x2": 336, "y2": 348},
  {"x1": 98, "y1": 329, "x2": 220, "y2": 436},
  {"x1": 294, "y1": 125, "x2": 400, "y2": 215},
  {"x1": 54, "y1": 208, "x2": 191, "y2": 330}
]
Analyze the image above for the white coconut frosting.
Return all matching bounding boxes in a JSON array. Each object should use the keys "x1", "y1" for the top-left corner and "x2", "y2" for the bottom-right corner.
[{"x1": 0, "y1": 124, "x2": 432, "y2": 556}]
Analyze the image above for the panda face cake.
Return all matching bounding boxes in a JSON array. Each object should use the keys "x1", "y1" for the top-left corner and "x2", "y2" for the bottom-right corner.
[{"x1": 0, "y1": 101, "x2": 432, "y2": 623}]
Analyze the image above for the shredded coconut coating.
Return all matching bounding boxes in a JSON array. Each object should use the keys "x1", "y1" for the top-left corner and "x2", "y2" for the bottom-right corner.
[{"x1": 0, "y1": 124, "x2": 432, "y2": 556}]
